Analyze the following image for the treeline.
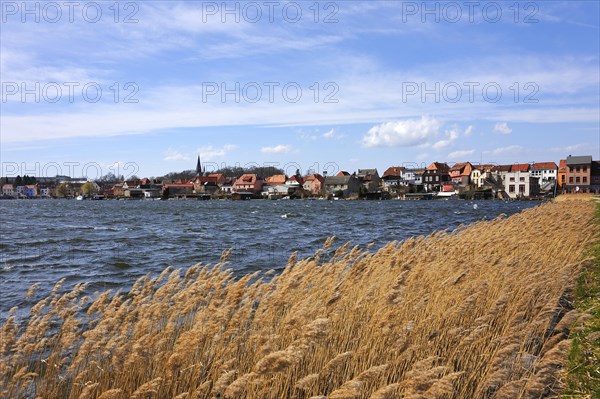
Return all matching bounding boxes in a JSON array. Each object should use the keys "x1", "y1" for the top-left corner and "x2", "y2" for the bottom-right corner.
[{"x1": 161, "y1": 166, "x2": 285, "y2": 181}]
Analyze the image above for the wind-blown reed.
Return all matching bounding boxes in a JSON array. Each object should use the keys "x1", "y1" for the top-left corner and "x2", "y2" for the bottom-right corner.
[{"x1": 1, "y1": 201, "x2": 596, "y2": 398}]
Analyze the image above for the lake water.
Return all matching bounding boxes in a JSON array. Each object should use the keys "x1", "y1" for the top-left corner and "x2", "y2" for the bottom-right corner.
[{"x1": 0, "y1": 199, "x2": 538, "y2": 319}]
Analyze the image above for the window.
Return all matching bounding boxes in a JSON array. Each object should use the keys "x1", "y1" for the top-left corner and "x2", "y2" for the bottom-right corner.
[
  {"x1": 583, "y1": 177, "x2": 587, "y2": 183},
  {"x1": 435, "y1": 176, "x2": 439, "y2": 182},
  {"x1": 510, "y1": 177, "x2": 515, "y2": 182},
  {"x1": 509, "y1": 185, "x2": 515, "y2": 193},
  {"x1": 519, "y1": 185, "x2": 526, "y2": 193},
  {"x1": 576, "y1": 177, "x2": 580, "y2": 183},
  {"x1": 569, "y1": 177, "x2": 574, "y2": 183},
  {"x1": 520, "y1": 177, "x2": 525, "y2": 182},
  {"x1": 583, "y1": 166, "x2": 587, "y2": 172},
  {"x1": 576, "y1": 167, "x2": 580, "y2": 172}
]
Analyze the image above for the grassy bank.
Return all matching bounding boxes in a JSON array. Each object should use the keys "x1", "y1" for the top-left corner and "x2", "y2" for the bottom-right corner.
[
  {"x1": 563, "y1": 201, "x2": 600, "y2": 399},
  {"x1": 0, "y1": 201, "x2": 597, "y2": 399}
]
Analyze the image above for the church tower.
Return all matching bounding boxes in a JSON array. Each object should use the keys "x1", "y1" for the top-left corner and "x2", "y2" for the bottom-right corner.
[{"x1": 196, "y1": 155, "x2": 204, "y2": 177}]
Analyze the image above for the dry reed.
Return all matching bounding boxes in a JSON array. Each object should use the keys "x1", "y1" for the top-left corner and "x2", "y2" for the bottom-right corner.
[{"x1": 0, "y1": 201, "x2": 596, "y2": 399}]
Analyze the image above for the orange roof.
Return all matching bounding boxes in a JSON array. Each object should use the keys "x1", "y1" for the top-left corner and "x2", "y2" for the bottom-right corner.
[
  {"x1": 426, "y1": 162, "x2": 450, "y2": 171},
  {"x1": 383, "y1": 166, "x2": 405, "y2": 177},
  {"x1": 304, "y1": 173, "x2": 324, "y2": 182},
  {"x1": 265, "y1": 174, "x2": 287, "y2": 185},
  {"x1": 337, "y1": 171, "x2": 350, "y2": 176},
  {"x1": 510, "y1": 164, "x2": 530, "y2": 173},
  {"x1": 235, "y1": 174, "x2": 259, "y2": 184},
  {"x1": 531, "y1": 162, "x2": 558, "y2": 170}
]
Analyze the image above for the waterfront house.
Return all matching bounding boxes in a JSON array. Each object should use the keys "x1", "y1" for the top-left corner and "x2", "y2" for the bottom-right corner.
[
  {"x1": 530, "y1": 162, "x2": 558, "y2": 191},
  {"x1": 233, "y1": 174, "x2": 263, "y2": 194},
  {"x1": 2, "y1": 184, "x2": 15, "y2": 197},
  {"x1": 564, "y1": 155, "x2": 593, "y2": 193},
  {"x1": 25, "y1": 185, "x2": 38, "y2": 198},
  {"x1": 122, "y1": 180, "x2": 140, "y2": 190},
  {"x1": 449, "y1": 162, "x2": 473, "y2": 186},
  {"x1": 324, "y1": 175, "x2": 360, "y2": 198},
  {"x1": 382, "y1": 166, "x2": 405, "y2": 191},
  {"x1": 163, "y1": 183, "x2": 194, "y2": 198},
  {"x1": 303, "y1": 174, "x2": 325, "y2": 195},
  {"x1": 558, "y1": 160, "x2": 568, "y2": 189},
  {"x1": 265, "y1": 174, "x2": 288, "y2": 186},
  {"x1": 112, "y1": 183, "x2": 125, "y2": 198},
  {"x1": 286, "y1": 175, "x2": 304, "y2": 187},
  {"x1": 423, "y1": 162, "x2": 450, "y2": 192},
  {"x1": 38, "y1": 185, "x2": 52, "y2": 198},
  {"x1": 504, "y1": 164, "x2": 540, "y2": 199},
  {"x1": 357, "y1": 169, "x2": 381, "y2": 192}
]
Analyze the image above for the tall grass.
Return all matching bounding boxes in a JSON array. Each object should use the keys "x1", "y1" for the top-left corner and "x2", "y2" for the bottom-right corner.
[{"x1": 0, "y1": 201, "x2": 597, "y2": 399}]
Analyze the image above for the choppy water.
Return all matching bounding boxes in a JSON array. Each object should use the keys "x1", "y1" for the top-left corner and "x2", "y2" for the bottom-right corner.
[{"x1": 0, "y1": 199, "x2": 538, "y2": 319}]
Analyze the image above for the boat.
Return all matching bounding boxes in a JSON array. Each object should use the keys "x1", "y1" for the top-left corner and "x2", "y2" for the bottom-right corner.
[{"x1": 76, "y1": 195, "x2": 84, "y2": 201}]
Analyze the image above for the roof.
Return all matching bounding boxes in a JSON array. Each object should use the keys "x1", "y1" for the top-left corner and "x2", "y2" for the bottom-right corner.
[
  {"x1": 510, "y1": 164, "x2": 530, "y2": 173},
  {"x1": 566, "y1": 155, "x2": 593, "y2": 165},
  {"x1": 234, "y1": 174, "x2": 259, "y2": 184},
  {"x1": 304, "y1": 174, "x2": 324, "y2": 182},
  {"x1": 383, "y1": 166, "x2": 405, "y2": 177},
  {"x1": 531, "y1": 162, "x2": 558, "y2": 170},
  {"x1": 337, "y1": 171, "x2": 350, "y2": 176},
  {"x1": 358, "y1": 168, "x2": 379, "y2": 176},
  {"x1": 265, "y1": 174, "x2": 287, "y2": 185},
  {"x1": 287, "y1": 175, "x2": 304, "y2": 184},
  {"x1": 426, "y1": 162, "x2": 450, "y2": 172},
  {"x1": 491, "y1": 165, "x2": 512, "y2": 172},
  {"x1": 559, "y1": 159, "x2": 568, "y2": 170},
  {"x1": 450, "y1": 162, "x2": 473, "y2": 176},
  {"x1": 325, "y1": 176, "x2": 353, "y2": 185},
  {"x1": 2, "y1": 184, "x2": 13, "y2": 189}
]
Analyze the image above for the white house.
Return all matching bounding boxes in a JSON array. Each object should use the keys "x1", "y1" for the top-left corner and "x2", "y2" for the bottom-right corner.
[
  {"x1": 504, "y1": 168, "x2": 540, "y2": 199},
  {"x1": 530, "y1": 162, "x2": 558, "y2": 190}
]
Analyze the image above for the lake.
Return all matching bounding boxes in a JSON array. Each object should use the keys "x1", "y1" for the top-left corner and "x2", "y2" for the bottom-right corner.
[{"x1": 0, "y1": 199, "x2": 539, "y2": 319}]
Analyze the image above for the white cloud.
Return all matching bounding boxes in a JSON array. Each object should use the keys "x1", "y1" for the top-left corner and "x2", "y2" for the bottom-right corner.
[
  {"x1": 448, "y1": 149, "x2": 476, "y2": 159},
  {"x1": 493, "y1": 122, "x2": 512, "y2": 135},
  {"x1": 198, "y1": 144, "x2": 237, "y2": 160},
  {"x1": 323, "y1": 128, "x2": 345, "y2": 140},
  {"x1": 464, "y1": 125, "x2": 474, "y2": 137},
  {"x1": 432, "y1": 128, "x2": 460, "y2": 150},
  {"x1": 484, "y1": 145, "x2": 523, "y2": 156},
  {"x1": 362, "y1": 116, "x2": 442, "y2": 147},
  {"x1": 261, "y1": 144, "x2": 292, "y2": 154},
  {"x1": 164, "y1": 148, "x2": 190, "y2": 162}
]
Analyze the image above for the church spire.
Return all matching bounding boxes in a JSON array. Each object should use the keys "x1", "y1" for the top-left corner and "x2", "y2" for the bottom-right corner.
[{"x1": 196, "y1": 155, "x2": 203, "y2": 177}]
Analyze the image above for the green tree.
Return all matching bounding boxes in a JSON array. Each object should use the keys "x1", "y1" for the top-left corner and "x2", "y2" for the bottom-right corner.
[
  {"x1": 81, "y1": 182, "x2": 98, "y2": 196},
  {"x1": 56, "y1": 183, "x2": 69, "y2": 198},
  {"x1": 15, "y1": 175, "x2": 22, "y2": 186}
]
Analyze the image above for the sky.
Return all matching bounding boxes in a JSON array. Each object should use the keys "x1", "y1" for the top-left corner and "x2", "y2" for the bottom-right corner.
[{"x1": 1, "y1": 0, "x2": 599, "y2": 179}]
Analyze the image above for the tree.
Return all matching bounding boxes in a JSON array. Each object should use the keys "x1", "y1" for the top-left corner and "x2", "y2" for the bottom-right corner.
[
  {"x1": 15, "y1": 175, "x2": 22, "y2": 186},
  {"x1": 81, "y1": 182, "x2": 98, "y2": 196},
  {"x1": 56, "y1": 183, "x2": 69, "y2": 198}
]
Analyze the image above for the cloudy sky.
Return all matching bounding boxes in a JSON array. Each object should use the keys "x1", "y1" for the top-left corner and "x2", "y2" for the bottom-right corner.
[{"x1": 1, "y1": 1, "x2": 599, "y2": 178}]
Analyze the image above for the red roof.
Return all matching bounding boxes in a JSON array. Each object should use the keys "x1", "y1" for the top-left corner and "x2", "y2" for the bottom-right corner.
[
  {"x1": 531, "y1": 162, "x2": 558, "y2": 170},
  {"x1": 510, "y1": 164, "x2": 530, "y2": 173},
  {"x1": 383, "y1": 166, "x2": 405, "y2": 177},
  {"x1": 337, "y1": 171, "x2": 350, "y2": 176}
]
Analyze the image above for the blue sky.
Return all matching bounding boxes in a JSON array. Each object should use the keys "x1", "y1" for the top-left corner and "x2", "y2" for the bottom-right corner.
[{"x1": 1, "y1": 0, "x2": 599, "y2": 178}]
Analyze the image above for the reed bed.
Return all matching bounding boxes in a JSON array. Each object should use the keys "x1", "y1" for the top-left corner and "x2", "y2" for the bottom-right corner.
[{"x1": 1, "y1": 201, "x2": 597, "y2": 399}]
